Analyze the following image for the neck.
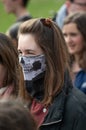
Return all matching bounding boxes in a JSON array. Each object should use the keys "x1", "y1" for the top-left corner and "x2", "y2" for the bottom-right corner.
[
  {"x1": 72, "y1": 55, "x2": 81, "y2": 73},
  {"x1": 74, "y1": 54, "x2": 80, "y2": 63},
  {"x1": 25, "y1": 72, "x2": 45, "y2": 101},
  {"x1": 14, "y1": 6, "x2": 29, "y2": 20}
]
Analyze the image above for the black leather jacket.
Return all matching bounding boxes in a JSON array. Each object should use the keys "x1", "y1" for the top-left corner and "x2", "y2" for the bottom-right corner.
[
  {"x1": 29, "y1": 71, "x2": 86, "y2": 130},
  {"x1": 40, "y1": 74, "x2": 86, "y2": 130}
]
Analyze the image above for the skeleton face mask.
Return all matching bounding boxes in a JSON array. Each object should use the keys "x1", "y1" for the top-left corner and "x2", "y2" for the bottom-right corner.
[{"x1": 19, "y1": 54, "x2": 46, "y2": 81}]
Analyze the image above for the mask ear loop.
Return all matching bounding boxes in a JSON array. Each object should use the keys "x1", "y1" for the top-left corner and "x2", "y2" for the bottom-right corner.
[{"x1": 40, "y1": 18, "x2": 52, "y2": 28}]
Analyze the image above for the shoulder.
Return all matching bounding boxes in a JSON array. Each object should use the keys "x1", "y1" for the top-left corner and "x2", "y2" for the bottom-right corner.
[
  {"x1": 74, "y1": 70, "x2": 86, "y2": 93},
  {"x1": 67, "y1": 87, "x2": 86, "y2": 114},
  {"x1": 63, "y1": 87, "x2": 86, "y2": 129},
  {"x1": 76, "y1": 69, "x2": 86, "y2": 78},
  {"x1": 58, "y1": 4, "x2": 67, "y2": 14},
  {"x1": 17, "y1": 15, "x2": 32, "y2": 22},
  {"x1": 57, "y1": 4, "x2": 68, "y2": 18},
  {"x1": 55, "y1": 4, "x2": 68, "y2": 28},
  {"x1": 6, "y1": 22, "x2": 21, "y2": 39}
]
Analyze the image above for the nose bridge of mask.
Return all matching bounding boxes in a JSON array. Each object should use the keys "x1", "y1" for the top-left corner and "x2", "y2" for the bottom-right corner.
[
  {"x1": 20, "y1": 56, "x2": 35, "y2": 71},
  {"x1": 19, "y1": 55, "x2": 46, "y2": 71}
]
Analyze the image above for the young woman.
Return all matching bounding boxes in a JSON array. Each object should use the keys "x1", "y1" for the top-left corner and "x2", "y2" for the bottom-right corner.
[
  {"x1": 18, "y1": 18, "x2": 86, "y2": 130},
  {"x1": 62, "y1": 12, "x2": 86, "y2": 94}
]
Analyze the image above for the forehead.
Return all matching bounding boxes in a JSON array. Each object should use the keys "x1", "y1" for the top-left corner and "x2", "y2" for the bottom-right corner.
[
  {"x1": 18, "y1": 34, "x2": 39, "y2": 50},
  {"x1": 63, "y1": 23, "x2": 79, "y2": 32}
]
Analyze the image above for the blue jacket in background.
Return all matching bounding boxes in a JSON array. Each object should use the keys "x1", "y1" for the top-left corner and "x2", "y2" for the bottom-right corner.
[{"x1": 74, "y1": 70, "x2": 86, "y2": 94}]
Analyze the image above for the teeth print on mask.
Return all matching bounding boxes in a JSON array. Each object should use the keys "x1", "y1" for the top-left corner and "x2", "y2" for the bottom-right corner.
[{"x1": 19, "y1": 55, "x2": 46, "y2": 81}]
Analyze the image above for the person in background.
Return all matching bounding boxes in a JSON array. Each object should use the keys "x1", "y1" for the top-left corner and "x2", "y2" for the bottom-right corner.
[
  {"x1": 54, "y1": 0, "x2": 86, "y2": 29},
  {"x1": 62, "y1": 12, "x2": 86, "y2": 94},
  {"x1": 2, "y1": 0, "x2": 32, "y2": 23},
  {"x1": 18, "y1": 18, "x2": 86, "y2": 130},
  {"x1": 0, "y1": 33, "x2": 24, "y2": 99},
  {"x1": 6, "y1": 22, "x2": 21, "y2": 48},
  {"x1": 0, "y1": 99, "x2": 38, "y2": 130},
  {"x1": 2, "y1": 0, "x2": 32, "y2": 48}
]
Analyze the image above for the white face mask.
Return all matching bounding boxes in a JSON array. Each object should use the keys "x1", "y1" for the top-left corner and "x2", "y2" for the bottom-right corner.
[{"x1": 19, "y1": 54, "x2": 46, "y2": 81}]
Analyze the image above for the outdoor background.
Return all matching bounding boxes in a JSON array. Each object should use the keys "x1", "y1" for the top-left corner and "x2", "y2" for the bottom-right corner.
[{"x1": 0, "y1": 0, "x2": 65, "y2": 33}]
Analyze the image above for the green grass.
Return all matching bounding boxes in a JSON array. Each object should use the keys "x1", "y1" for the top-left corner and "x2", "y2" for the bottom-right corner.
[{"x1": 0, "y1": 0, "x2": 65, "y2": 33}]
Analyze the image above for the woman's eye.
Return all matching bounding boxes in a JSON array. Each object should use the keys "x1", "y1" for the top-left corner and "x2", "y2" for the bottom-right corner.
[
  {"x1": 18, "y1": 50, "x2": 22, "y2": 55},
  {"x1": 63, "y1": 33, "x2": 67, "y2": 37},
  {"x1": 71, "y1": 33, "x2": 78, "y2": 36}
]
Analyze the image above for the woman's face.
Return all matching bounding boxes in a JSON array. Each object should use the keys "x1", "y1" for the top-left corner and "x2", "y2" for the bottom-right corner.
[
  {"x1": 0, "y1": 64, "x2": 7, "y2": 88},
  {"x1": 18, "y1": 34, "x2": 43, "y2": 56},
  {"x1": 62, "y1": 23, "x2": 84, "y2": 55}
]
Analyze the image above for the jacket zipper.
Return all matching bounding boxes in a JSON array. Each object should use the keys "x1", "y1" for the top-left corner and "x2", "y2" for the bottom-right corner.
[{"x1": 40, "y1": 119, "x2": 62, "y2": 126}]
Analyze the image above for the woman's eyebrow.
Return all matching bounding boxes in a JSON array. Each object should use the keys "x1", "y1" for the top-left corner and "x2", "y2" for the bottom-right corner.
[{"x1": 23, "y1": 49, "x2": 36, "y2": 55}]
